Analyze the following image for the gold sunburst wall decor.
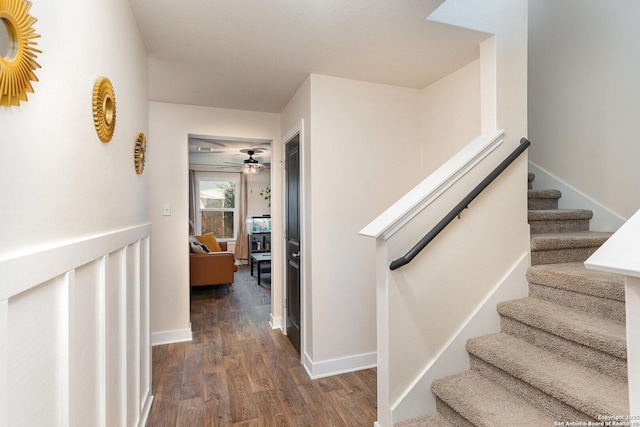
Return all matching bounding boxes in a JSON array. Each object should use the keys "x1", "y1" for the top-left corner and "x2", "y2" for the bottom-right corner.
[
  {"x1": 134, "y1": 132, "x2": 146, "y2": 174},
  {"x1": 0, "y1": 0, "x2": 41, "y2": 107},
  {"x1": 92, "y1": 77, "x2": 116, "y2": 142}
]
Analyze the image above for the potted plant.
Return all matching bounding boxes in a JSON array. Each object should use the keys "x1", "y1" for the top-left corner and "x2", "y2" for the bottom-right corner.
[{"x1": 260, "y1": 186, "x2": 271, "y2": 207}]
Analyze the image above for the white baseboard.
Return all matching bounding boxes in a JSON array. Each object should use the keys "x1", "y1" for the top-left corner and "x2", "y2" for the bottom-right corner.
[
  {"x1": 151, "y1": 328, "x2": 193, "y2": 346},
  {"x1": 138, "y1": 393, "x2": 154, "y2": 427},
  {"x1": 528, "y1": 162, "x2": 625, "y2": 232},
  {"x1": 303, "y1": 351, "x2": 377, "y2": 379},
  {"x1": 391, "y1": 253, "x2": 530, "y2": 424},
  {"x1": 270, "y1": 314, "x2": 283, "y2": 330}
]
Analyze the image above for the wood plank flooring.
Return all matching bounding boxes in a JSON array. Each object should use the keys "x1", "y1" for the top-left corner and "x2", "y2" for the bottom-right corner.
[{"x1": 147, "y1": 266, "x2": 377, "y2": 426}]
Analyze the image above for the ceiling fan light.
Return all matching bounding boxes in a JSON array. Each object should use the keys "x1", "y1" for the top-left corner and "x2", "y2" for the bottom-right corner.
[{"x1": 243, "y1": 163, "x2": 260, "y2": 174}]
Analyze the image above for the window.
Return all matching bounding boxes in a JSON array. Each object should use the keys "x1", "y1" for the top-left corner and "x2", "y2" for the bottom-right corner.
[{"x1": 196, "y1": 173, "x2": 239, "y2": 240}]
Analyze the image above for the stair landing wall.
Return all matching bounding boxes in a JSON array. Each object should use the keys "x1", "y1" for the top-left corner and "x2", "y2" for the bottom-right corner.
[{"x1": 528, "y1": 163, "x2": 624, "y2": 232}]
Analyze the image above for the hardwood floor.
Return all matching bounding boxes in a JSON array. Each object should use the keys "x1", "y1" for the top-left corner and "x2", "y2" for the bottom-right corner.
[{"x1": 147, "y1": 266, "x2": 377, "y2": 426}]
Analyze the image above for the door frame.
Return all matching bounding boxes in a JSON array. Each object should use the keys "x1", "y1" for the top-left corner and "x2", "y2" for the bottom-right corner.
[{"x1": 281, "y1": 120, "x2": 306, "y2": 363}]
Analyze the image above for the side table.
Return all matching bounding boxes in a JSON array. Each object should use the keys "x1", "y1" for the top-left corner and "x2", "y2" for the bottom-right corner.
[{"x1": 250, "y1": 252, "x2": 271, "y2": 285}]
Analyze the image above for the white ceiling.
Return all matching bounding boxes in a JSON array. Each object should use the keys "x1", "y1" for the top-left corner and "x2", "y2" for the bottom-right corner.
[
  {"x1": 188, "y1": 134, "x2": 271, "y2": 169},
  {"x1": 129, "y1": 0, "x2": 490, "y2": 114}
]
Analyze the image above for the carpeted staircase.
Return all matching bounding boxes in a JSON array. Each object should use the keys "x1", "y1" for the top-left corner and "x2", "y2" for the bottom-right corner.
[{"x1": 397, "y1": 173, "x2": 628, "y2": 427}]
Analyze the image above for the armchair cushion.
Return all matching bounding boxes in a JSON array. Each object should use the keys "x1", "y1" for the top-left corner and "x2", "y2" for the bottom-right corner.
[
  {"x1": 189, "y1": 235, "x2": 209, "y2": 253},
  {"x1": 195, "y1": 232, "x2": 222, "y2": 252}
]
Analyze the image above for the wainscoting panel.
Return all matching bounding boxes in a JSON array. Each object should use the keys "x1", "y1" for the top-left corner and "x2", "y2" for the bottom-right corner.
[
  {"x1": 106, "y1": 249, "x2": 127, "y2": 427},
  {"x1": 69, "y1": 261, "x2": 104, "y2": 427},
  {"x1": 139, "y1": 237, "x2": 152, "y2": 420},
  {"x1": 126, "y1": 242, "x2": 141, "y2": 427},
  {"x1": 0, "y1": 225, "x2": 152, "y2": 427},
  {"x1": 8, "y1": 275, "x2": 66, "y2": 426}
]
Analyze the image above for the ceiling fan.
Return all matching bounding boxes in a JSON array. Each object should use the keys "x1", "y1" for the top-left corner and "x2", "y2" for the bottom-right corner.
[
  {"x1": 241, "y1": 150, "x2": 269, "y2": 174},
  {"x1": 244, "y1": 150, "x2": 259, "y2": 165},
  {"x1": 221, "y1": 149, "x2": 270, "y2": 173}
]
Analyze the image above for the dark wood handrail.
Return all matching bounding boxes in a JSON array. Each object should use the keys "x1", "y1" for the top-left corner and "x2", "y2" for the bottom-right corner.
[{"x1": 389, "y1": 138, "x2": 531, "y2": 271}]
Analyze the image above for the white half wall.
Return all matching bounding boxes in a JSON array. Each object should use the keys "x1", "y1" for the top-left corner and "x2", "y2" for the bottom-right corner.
[
  {"x1": 585, "y1": 208, "x2": 640, "y2": 413},
  {"x1": 371, "y1": 1, "x2": 530, "y2": 424},
  {"x1": 391, "y1": 253, "x2": 529, "y2": 422},
  {"x1": 0, "y1": 226, "x2": 153, "y2": 427},
  {"x1": 148, "y1": 102, "x2": 281, "y2": 339}
]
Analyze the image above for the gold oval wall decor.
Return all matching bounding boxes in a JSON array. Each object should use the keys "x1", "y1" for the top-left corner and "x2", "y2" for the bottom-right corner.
[
  {"x1": 92, "y1": 77, "x2": 116, "y2": 142},
  {"x1": 134, "y1": 132, "x2": 146, "y2": 174},
  {"x1": 0, "y1": 0, "x2": 41, "y2": 107}
]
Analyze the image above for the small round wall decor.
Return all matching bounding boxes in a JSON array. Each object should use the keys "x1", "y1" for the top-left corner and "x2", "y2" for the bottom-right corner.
[
  {"x1": 92, "y1": 77, "x2": 116, "y2": 142},
  {"x1": 134, "y1": 132, "x2": 146, "y2": 174},
  {"x1": 0, "y1": 0, "x2": 41, "y2": 107}
]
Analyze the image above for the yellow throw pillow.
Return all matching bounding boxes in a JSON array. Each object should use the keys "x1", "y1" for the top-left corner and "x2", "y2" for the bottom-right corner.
[{"x1": 195, "y1": 232, "x2": 222, "y2": 252}]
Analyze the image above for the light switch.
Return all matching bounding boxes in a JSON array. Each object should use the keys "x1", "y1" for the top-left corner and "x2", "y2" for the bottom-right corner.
[{"x1": 163, "y1": 204, "x2": 171, "y2": 216}]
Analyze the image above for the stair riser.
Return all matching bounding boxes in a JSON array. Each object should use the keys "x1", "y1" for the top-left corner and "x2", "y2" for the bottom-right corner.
[
  {"x1": 527, "y1": 265, "x2": 625, "y2": 303},
  {"x1": 529, "y1": 283, "x2": 625, "y2": 322},
  {"x1": 531, "y1": 247, "x2": 600, "y2": 265},
  {"x1": 500, "y1": 316, "x2": 628, "y2": 381},
  {"x1": 469, "y1": 355, "x2": 595, "y2": 421},
  {"x1": 434, "y1": 398, "x2": 475, "y2": 427},
  {"x1": 528, "y1": 198, "x2": 559, "y2": 210},
  {"x1": 529, "y1": 219, "x2": 590, "y2": 234}
]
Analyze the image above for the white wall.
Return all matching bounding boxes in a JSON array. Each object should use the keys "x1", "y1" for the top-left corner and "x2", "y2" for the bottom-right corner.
[
  {"x1": 307, "y1": 75, "x2": 424, "y2": 375},
  {"x1": 246, "y1": 171, "x2": 272, "y2": 218},
  {"x1": 0, "y1": 0, "x2": 149, "y2": 256},
  {"x1": 528, "y1": 0, "x2": 640, "y2": 220},
  {"x1": 280, "y1": 74, "x2": 426, "y2": 376},
  {"x1": 277, "y1": 66, "x2": 483, "y2": 378},
  {"x1": 421, "y1": 59, "x2": 481, "y2": 172},
  {"x1": 0, "y1": 0, "x2": 151, "y2": 424},
  {"x1": 148, "y1": 102, "x2": 281, "y2": 342}
]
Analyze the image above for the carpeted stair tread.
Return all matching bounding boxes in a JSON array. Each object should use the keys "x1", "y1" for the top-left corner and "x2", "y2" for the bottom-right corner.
[
  {"x1": 530, "y1": 231, "x2": 613, "y2": 251},
  {"x1": 528, "y1": 189, "x2": 561, "y2": 210},
  {"x1": 528, "y1": 209, "x2": 593, "y2": 221},
  {"x1": 395, "y1": 412, "x2": 455, "y2": 427},
  {"x1": 466, "y1": 333, "x2": 629, "y2": 418},
  {"x1": 530, "y1": 232, "x2": 613, "y2": 265},
  {"x1": 431, "y1": 370, "x2": 556, "y2": 427},
  {"x1": 528, "y1": 209, "x2": 593, "y2": 233},
  {"x1": 497, "y1": 297, "x2": 626, "y2": 359},
  {"x1": 528, "y1": 189, "x2": 561, "y2": 199},
  {"x1": 500, "y1": 315, "x2": 628, "y2": 381},
  {"x1": 527, "y1": 262, "x2": 625, "y2": 302}
]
